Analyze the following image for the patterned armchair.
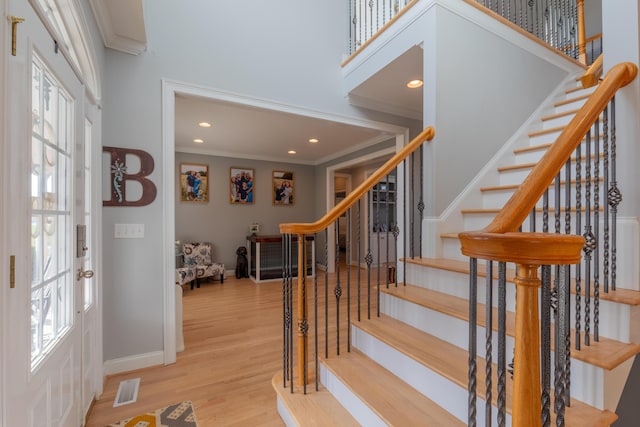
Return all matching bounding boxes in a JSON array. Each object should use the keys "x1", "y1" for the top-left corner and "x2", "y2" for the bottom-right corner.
[{"x1": 183, "y1": 242, "x2": 225, "y2": 288}]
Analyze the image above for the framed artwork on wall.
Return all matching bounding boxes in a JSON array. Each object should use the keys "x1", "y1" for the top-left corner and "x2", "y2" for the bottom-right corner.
[
  {"x1": 272, "y1": 171, "x2": 294, "y2": 205},
  {"x1": 179, "y1": 163, "x2": 209, "y2": 202},
  {"x1": 230, "y1": 167, "x2": 255, "y2": 204}
]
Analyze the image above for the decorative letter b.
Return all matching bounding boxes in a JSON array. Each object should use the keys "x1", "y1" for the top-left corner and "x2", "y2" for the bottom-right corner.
[{"x1": 103, "y1": 146, "x2": 157, "y2": 207}]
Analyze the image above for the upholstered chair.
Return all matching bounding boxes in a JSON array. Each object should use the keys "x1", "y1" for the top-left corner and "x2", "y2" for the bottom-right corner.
[{"x1": 182, "y1": 242, "x2": 225, "y2": 287}]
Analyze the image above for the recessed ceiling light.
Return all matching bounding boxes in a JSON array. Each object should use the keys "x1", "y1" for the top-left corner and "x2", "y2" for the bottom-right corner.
[
  {"x1": 198, "y1": 122, "x2": 211, "y2": 128},
  {"x1": 406, "y1": 79, "x2": 423, "y2": 88},
  {"x1": 194, "y1": 138, "x2": 204, "y2": 143},
  {"x1": 309, "y1": 138, "x2": 319, "y2": 143},
  {"x1": 288, "y1": 150, "x2": 297, "y2": 155}
]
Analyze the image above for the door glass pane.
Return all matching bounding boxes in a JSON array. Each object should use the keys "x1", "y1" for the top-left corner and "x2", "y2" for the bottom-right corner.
[{"x1": 30, "y1": 54, "x2": 73, "y2": 369}]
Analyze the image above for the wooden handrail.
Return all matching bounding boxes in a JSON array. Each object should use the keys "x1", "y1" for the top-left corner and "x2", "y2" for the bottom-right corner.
[
  {"x1": 581, "y1": 54, "x2": 604, "y2": 88},
  {"x1": 280, "y1": 126, "x2": 435, "y2": 235},
  {"x1": 474, "y1": 62, "x2": 637, "y2": 237}
]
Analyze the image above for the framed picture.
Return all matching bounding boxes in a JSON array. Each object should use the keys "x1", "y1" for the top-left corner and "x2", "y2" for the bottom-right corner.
[
  {"x1": 272, "y1": 171, "x2": 294, "y2": 205},
  {"x1": 179, "y1": 163, "x2": 209, "y2": 202},
  {"x1": 230, "y1": 167, "x2": 255, "y2": 204}
]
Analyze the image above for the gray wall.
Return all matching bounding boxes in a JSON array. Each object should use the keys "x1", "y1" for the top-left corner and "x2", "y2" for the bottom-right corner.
[
  {"x1": 424, "y1": 6, "x2": 568, "y2": 214},
  {"x1": 101, "y1": 0, "x2": 413, "y2": 361},
  {"x1": 175, "y1": 152, "x2": 316, "y2": 269}
]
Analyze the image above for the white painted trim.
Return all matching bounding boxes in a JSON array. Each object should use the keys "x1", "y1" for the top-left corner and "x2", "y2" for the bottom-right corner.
[
  {"x1": 276, "y1": 397, "x2": 297, "y2": 427},
  {"x1": 102, "y1": 351, "x2": 164, "y2": 376},
  {"x1": 162, "y1": 80, "x2": 177, "y2": 365}
]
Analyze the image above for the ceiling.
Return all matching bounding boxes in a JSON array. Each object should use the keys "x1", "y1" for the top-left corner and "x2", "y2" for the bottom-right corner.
[{"x1": 90, "y1": 1, "x2": 423, "y2": 165}]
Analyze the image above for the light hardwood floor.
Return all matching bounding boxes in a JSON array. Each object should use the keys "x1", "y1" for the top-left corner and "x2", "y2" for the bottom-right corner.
[
  {"x1": 86, "y1": 265, "x2": 379, "y2": 426},
  {"x1": 86, "y1": 276, "x2": 286, "y2": 426}
]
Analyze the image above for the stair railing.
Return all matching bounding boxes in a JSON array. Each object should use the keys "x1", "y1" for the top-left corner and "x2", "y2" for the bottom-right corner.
[
  {"x1": 460, "y1": 62, "x2": 637, "y2": 426},
  {"x1": 279, "y1": 126, "x2": 434, "y2": 393}
]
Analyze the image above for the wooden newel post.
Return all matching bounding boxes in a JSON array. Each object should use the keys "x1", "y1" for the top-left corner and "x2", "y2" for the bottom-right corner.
[
  {"x1": 577, "y1": 0, "x2": 587, "y2": 65},
  {"x1": 296, "y1": 234, "x2": 308, "y2": 386},
  {"x1": 513, "y1": 264, "x2": 542, "y2": 427}
]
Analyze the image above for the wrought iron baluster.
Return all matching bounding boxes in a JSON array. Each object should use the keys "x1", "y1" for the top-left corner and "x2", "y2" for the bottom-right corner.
[
  {"x1": 485, "y1": 260, "x2": 493, "y2": 427},
  {"x1": 497, "y1": 262, "x2": 507, "y2": 427},
  {"x1": 283, "y1": 234, "x2": 291, "y2": 388},
  {"x1": 468, "y1": 257, "x2": 478, "y2": 427},
  {"x1": 418, "y1": 145, "x2": 425, "y2": 258},
  {"x1": 347, "y1": 209, "x2": 352, "y2": 352},
  {"x1": 324, "y1": 229, "x2": 329, "y2": 359},
  {"x1": 385, "y1": 174, "x2": 391, "y2": 288},
  {"x1": 376, "y1": 179, "x2": 381, "y2": 317},
  {"x1": 594, "y1": 119, "x2": 601, "y2": 342},
  {"x1": 335, "y1": 224, "x2": 342, "y2": 355},
  {"x1": 314, "y1": 233, "x2": 319, "y2": 390},
  {"x1": 584, "y1": 130, "x2": 593, "y2": 346},
  {"x1": 603, "y1": 105, "x2": 610, "y2": 293},
  {"x1": 366, "y1": 189, "x2": 373, "y2": 320},
  {"x1": 403, "y1": 158, "x2": 407, "y2": 284},
  {"x1": 575, "y1": 141, "x2": 582, "y2": 350},
  {"x1": 541, "y1": 264, "x2": 552, "y2": 426},
  {"x1": 554, "y1": 265, "x2": 569, "y2": 424},
  {"x1": 357, "y1": 200, "x2": 362, "y2": 321},
  {"x1": 609, "y1": 97, "x2": 620, "y2": 291}
]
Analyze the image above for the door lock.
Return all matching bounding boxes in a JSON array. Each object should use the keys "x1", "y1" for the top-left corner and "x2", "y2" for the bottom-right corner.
[{"x1": 76, "y1": 267, "x2": 94, "y2": 281}]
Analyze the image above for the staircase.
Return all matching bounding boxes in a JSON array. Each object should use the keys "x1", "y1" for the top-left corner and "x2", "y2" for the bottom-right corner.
[{"x1": 274, "y1": 72, "x2": 640, "y2": 425}]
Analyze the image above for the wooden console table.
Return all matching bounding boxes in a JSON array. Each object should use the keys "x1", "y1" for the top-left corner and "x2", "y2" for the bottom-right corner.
[{"x1": 247, "y1": 234, "x2": 315, "y2": 283}]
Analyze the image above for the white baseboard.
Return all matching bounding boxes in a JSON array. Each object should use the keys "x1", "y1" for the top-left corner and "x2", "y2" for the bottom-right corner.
[{"x1": 103, "y1": 351, "x2": 165, "y2": 376}]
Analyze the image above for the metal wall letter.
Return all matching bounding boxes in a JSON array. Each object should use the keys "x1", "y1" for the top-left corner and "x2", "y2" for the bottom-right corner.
[{"x1": 103, "y1": 146, "x2": 157, "y2": 207}]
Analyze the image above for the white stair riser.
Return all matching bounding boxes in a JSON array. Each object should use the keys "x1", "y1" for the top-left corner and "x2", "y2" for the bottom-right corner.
[
  {"x1": 276, "y1": 397, "x2": 300, "y2": 427},
  {"x1": 381, "y1": 293, "x2": 607, "y2": 408},
  {"x1": 405, "y1": 264, "x2": 632, "y2": 342},
  {"x1": 351, "y1": 326, "x2": 507, "y2": 425},
  {"x1": 554, "y1": 97, "x2": 589, "y2": 114},
  {"x1": 320, "y1": 364, "x2": 387, "y2": 427}
]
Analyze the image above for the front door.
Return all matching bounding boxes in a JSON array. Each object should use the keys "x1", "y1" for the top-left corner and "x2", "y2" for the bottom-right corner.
[{"x1": 3, "y1": 1, "x2": 88, "y2": 425}]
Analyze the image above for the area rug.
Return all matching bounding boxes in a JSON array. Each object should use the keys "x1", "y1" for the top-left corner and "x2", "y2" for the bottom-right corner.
[{"x1": 108, "y1": 401, "x2": 198, "y2": 427}]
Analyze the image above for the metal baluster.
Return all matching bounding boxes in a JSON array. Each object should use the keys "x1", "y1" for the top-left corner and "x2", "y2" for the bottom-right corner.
[
  {"x1": 365, "y1": 189, "x2": 373, "y2": 320},
  {"x1": 594, "y1": 118, "x2": 601, "y2": 342},
  {"x1": 347, "y1": 209, "x2": 352, "y2": 352},
  {"x1": 410, "y1": 153, "x2": 415, "y2": 259},
  {"x1": 609, "y1": 97, "x2": 620, "y2": 291},
  {"x1": 335, "y1": 222, "x2": 342, "y2": 355},
  {"x1": 325, "y1": 229, "x2": 329, "y2": 359},
  {"x1": 403, "y1": 158, "x2": 407, "y2": 284},
  {"x1": 283, "y1": 234, "x2": 290, "y2": 387},
  {"x1": 314, "y1": 233, "x2": 319, "y2": 390},
  {"x1": 603, "y1": 105, "x2": 610, "y2": 293},
  {"x1": 575, "y1": 141, "x2": 582, "y2": 350},
  {"x1": 418, "y1": 145, "x2": 425, "y2": 258},
  {"x1": 376, "y1": 180, "x2": 381, "y2": 317},
  {"x1": 385, "y1": 175, "x2": 391, "y2": 288},
  {"x1": 497, "y1": 262, "x2": 507, "y2": 427},
  {"x1": 555, "y1": 265, "x2": 569, "y2": 424},
  {"x1": 485, "y1": 260, "x2": 493, "y2": 427},
  {"x1": 301, "y1": 236, "x2": 308, "y2": 395},
  {"x1": 468, "y1": 257, "x2": 478, "y2": 427},
  {"x1": 584, "y1": 130, "x2": 593, "y2": 346},
  {"x1": 357, "y1": 200, "x2": 362, "y2": 321},
  {"x1": 564, "y1": 158, "x2": 573, "y2": 406},
  {"x1": 541, "y1": 264, "x2": 552, "y2": 426}
]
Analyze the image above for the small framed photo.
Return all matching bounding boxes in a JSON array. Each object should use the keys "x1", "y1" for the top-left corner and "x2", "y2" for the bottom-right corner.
[
  {"x1": 272, "y1": 171, "x2": 294, "y2": 205},
  {"x1": 230, "y1": 167, "x2": 255, "y2": 204},
  {"x1": 179, "y1": 163, "x2": 209, "y2": 202}
]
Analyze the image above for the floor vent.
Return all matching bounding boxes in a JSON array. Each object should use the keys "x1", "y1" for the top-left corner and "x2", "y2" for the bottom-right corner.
[{"x1": 113, "y1": 378, "x2": 141, "y2": 407}]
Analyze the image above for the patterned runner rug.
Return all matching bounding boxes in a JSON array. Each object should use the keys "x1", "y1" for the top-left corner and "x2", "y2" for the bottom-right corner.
[{"x1": 108, "y1": 401, "x2": 198, "y2": 427}]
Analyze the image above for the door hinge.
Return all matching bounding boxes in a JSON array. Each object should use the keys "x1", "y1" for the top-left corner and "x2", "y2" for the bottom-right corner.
[
  {"x1": 10, "y1": 255, "x2": 15, "y2": 288},
  {"x1": 8, "y1": 16, "x2": 25, "y2": 57}
]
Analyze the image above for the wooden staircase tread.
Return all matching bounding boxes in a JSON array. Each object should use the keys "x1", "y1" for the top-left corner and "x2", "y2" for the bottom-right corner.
[
  {"x1": 528, "y1": 124, "x2": 566, "y2": 138},
  {"x1": 480, "y1": 177, "x2": 603, "y2": 193},
  {"x1": 272, "y1": 371, "x2": 360, "y2": 426},
  {"x1": 382, "y1": 284, "x2": 640, "y2": 370},
  {"x1": 513, "y1": 135, "x2": 601, "y2": 155},
  {"x1": 555, "y1": 92, "x2": 591, "y2": 107},
  {"x1": 322, "y1": 349, "x2": 465, "y2": 426},
  {"x1": 355, "y1": 316, "x2": 617, "y2": 426},
  {"x1": 541, "y1": 107, "x2": 580, "y2": 121},
  {"x1": 460, "y1": 206, "x2": 603, "y2": 214},
  {"x1": 498, "y1": 154, "x2": 595, "y2": 172},
  {"x1": 404, "y1": 258, "x2": 640, "y2": 306}
]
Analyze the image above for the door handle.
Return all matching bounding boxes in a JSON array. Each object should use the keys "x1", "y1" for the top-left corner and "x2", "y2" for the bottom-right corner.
[{"x1": 76, "y1": 267, "x2": 94, "y2": 281}]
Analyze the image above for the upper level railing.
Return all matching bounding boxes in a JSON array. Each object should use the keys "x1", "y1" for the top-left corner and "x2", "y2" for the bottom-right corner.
[
  {"x1": 348, "y1": 0, "x2": 600, "y2": 65},
  {"x1": 460, "y1": 62, "x2": 638, "y2": 426}
]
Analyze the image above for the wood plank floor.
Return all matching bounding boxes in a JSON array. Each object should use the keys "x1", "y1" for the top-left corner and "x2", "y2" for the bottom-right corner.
[{"x1": 86, "y1": 265, "x2": 381, "y2": 426}]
